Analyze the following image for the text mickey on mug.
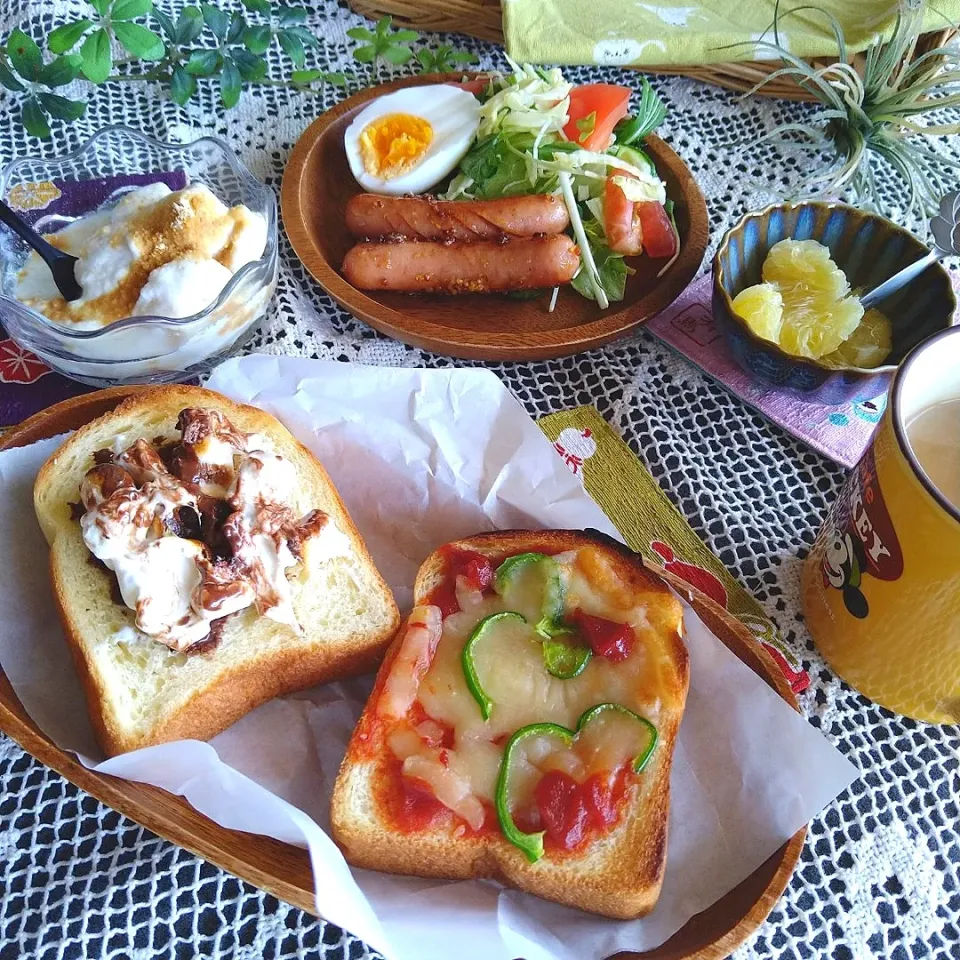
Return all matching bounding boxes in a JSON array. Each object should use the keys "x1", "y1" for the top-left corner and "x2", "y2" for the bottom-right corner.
[{"x1": 803, "y1": 325, "x2": 960, "y2": 724}]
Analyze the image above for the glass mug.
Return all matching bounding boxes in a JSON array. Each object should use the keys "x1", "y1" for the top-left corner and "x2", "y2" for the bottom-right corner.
[{"x1": 802, "y1": 325, "x2": 960, "y2": 724}]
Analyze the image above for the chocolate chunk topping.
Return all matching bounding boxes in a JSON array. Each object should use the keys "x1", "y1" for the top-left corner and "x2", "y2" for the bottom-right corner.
[
  {"x1": 156, "y1": 408, "x2": 245, "y2": 488},
  {"x1": 82, "y1": 463, "x2": 137, "y2": 504},
  {"x1": 177, "y1": 407, "x2": 247, "y2": 449},
  {"x1": 196, "y1": 556, "x2": 251, "y2": 612},
  {"x1": 165, "y1": 443, "x2": 203, "y2": 486},
  {"x1": 116, "y1": 438, "x2": 171, "y2": 482},
  {"x1": 93, "y1": 448, "x2": 115, "y2": 465},
  {"x1": 155, "y1": 439, "x2": 177, "y2": 471},
  {"x1": 167, "y1": 505, "x2": 202, "y2": 541},
  {"x1": 158, "y1": 409, "x2": 244, "y2": 488},
  {"x1": 77, "y1": 406, "x2": 331, "y2": 649},
  {"x1": 287, "y1": 509, "x2": 328, "y2": 561},
  {"x1": 196, "y1": 495, "x2": 233, "y2": 557}
]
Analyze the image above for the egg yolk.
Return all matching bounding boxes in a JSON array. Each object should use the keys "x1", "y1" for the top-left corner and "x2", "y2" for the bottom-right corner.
[{"x1": 359, "y1": 113, "x2": 433, "y2": 180}]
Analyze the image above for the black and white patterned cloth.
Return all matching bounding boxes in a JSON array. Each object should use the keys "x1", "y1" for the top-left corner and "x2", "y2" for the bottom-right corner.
[{"x1": 1, "y1": 2, "x2": 958, "y2": 958}]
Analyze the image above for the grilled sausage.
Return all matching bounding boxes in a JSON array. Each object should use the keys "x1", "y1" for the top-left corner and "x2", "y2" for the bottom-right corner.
[
  {"x1": 345, "y1": 194, "x2": 571, "y2": 242},
  {"x1": 342, "y1": 235, "x2": 580, "y2": 294}
]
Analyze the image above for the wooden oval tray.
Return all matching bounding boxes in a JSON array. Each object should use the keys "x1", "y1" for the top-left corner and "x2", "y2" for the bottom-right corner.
[
  {"x1": 0, "y1": 389, "x2": 803, "y2": 959},
  {"x1": 281, "y1": 75, "x2": 709, "y2": 361}
]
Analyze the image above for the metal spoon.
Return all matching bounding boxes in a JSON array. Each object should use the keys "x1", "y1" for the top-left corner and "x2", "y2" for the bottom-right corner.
[
  {"x1": 0, "y1": 198, "x2": 82, "y2": 301},
  {"x1": 859, "y1": 189, "x2": 960, "y2": 311}
]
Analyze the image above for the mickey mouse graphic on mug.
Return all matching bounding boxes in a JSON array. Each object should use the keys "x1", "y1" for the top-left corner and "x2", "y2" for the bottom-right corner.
[
  {"x1": 821, "y1": 526, "x2": 870, "y2": 619},
  {"x1": 817, "y1": 447, "x2": 904, "y2": 621}
]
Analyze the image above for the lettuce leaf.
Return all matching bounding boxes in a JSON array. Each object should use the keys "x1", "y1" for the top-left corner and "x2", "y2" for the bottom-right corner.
[
  {"x1": 450, "y1": 130, "x2": 570, "y2": 199},
  {"x1": 570, "y1": 214, "x2": 632, "y2": 304}
]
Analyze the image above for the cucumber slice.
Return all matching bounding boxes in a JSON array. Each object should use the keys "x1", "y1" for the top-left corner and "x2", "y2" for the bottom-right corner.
[
  {"x1": 610, "y1": 143, "x2": 656, "y2": 176},
  {"x1": 495, "y1": 703, "x2": 658, "y2": 861},
  {"x1": 461, "y1": 611, "x2": 526, "y2": 720}
]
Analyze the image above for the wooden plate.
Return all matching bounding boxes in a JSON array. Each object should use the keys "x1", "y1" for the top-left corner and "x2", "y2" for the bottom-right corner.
[
  {"x1": 281, "y1": 75, "x2": 709, "y2": 361},
  {"x1": 0, "y1": 389, "x2": 802, "y2": 959}
]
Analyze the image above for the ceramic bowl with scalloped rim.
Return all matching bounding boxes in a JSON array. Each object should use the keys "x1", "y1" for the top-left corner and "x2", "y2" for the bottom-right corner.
[{"x1": 713, "y1": 202, "x2": 956, "y2": 405}]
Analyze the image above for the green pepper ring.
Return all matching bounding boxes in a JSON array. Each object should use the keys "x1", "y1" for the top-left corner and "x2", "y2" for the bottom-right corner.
[
  {"x1": 495, "y1": 722, "x2": 572, "y2": 863},
  {"x1": 494, "y1": 552, "x2": 565, "y2": 633},
  {"x1": 492, "y1": 552, "x2": 550, "y2": 594},
  {"x1": 494, "y1": 552, "x2": 593, "y2": 675},
  {"x1": 461, "y1": 611, "x2": 526, "y2": 721},
  {"x1": 495, "y1": 703, "x2": 658, "y2": 863},
  {"x1": 541, "y1": 629, "x2": 592, "y2": 679},
  {"x1": 462, "y1": 611, "x2": 594, "y2": 718}
]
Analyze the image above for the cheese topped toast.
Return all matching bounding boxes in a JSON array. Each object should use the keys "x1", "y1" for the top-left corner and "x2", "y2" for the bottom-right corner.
[{"x1": 331, "y1": 529, "x2": 689, "y2": 919}]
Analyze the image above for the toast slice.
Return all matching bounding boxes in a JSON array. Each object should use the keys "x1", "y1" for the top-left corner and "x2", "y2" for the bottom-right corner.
[
  {"x1": 34, "y1": 385, "x2": 399, "y2": 757},
  {"x1": 331, "y1": 529, "x2": 689, "y2": 919}
]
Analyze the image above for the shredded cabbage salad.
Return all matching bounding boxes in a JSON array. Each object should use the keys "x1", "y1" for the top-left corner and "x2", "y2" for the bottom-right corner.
[{"x1": 442, "y1": 59, "x2": 677, "y2": 309}]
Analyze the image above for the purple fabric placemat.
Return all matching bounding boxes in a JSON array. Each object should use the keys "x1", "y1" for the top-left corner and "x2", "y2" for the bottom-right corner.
[
  {"x1": 7, "y1": 171, "x2": 187, "y2": 226},
  {"x1": 0, "y1": 171, "x2": 188, "y2": 425},
  {"x1": 645, "y1": 275, "x2": 891, "y2": 469}
]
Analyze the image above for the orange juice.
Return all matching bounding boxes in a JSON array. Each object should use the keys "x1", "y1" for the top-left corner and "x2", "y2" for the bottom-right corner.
[{"x1": 801, "y1": 326, "x2": 960, "y2": 723}]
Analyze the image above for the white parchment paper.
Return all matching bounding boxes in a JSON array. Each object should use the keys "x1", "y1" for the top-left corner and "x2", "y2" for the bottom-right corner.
[{"x1": 0, "y1": 355, "x2": 858, "y2": 960}]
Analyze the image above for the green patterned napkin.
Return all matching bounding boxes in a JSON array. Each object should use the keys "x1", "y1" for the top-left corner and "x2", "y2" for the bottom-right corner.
[
  {"x1": 538, "y1": 406, "x2": 810, "y2": 693},
  {"x1": 504, "y1": 1, "x2": 958, "y2": 67}
]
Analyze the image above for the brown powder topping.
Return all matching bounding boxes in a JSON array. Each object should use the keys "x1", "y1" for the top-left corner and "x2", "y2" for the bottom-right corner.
[
  {"x1": 23, "y1": 186, "x2": 244, "y2": 326},
  {"x1": 215, "y1": 206, "x2": 257, "y2": 270}
]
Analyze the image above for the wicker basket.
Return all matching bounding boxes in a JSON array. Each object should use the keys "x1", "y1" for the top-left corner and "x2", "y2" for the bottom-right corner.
[{"x1": 346, "y1": 0, "x2": 956, "y2": 102}]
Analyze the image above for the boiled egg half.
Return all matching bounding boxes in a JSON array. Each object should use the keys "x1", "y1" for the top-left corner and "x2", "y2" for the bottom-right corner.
[{"x1": 344, "y1": 85, "x2": 481, "y2": 195}]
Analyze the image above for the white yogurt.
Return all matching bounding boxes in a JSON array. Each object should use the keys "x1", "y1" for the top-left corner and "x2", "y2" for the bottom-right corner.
[
  {"x1": 16, "y1": 182, "x2": 268, "y2": 327},
  {"x1": 133, "y1": 256, "x2": 235, "y2": 318}
]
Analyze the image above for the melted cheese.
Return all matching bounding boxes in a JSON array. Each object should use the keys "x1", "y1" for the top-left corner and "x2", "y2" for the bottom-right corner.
[
  {"x1": 418, "y1": 566, "x2": 661, "y2": 741},
  {"x1": 383, "y1": 547, "x2": 684, "y2": 829},
  {"x1": 381, "y1": 605, "x2": 443, "y2": 719}
]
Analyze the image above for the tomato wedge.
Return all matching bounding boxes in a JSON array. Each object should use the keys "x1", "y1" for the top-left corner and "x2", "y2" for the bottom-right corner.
[
  {"x1": 448, "y1": 78, "x2": 490, "y2": 96},
  {"x1": 564, "y1": 83, "x2": 631, "y2": 151},
  {"x1": 636, "y1": 201, "x2": 678, "y2": 258},
  {"x1": 603, "y1": 175, "x2": 643, "y2": 256}
]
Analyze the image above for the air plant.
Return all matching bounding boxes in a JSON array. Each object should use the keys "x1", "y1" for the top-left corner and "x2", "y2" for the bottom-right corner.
[{"x1": 744, "y1": 0, "x2": 960, "y2": 220}]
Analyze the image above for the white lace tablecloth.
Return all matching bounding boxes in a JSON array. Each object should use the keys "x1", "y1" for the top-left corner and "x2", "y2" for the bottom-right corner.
[{"x1": 1, "y1": 2, "x2": 958, "y2": 958}]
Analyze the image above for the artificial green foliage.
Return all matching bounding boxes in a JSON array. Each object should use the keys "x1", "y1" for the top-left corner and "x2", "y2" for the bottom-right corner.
[
  {"x1": 0, "y1": 5, "x2": 476, "y2": 141},
  {"x1": 348, "y1": 16, "x2": 419, "y2": 78},
  {"x1": 5, "y1": 29, "x2": 85, "y2": 138},
  {"x1": 414, "y1": 44, "x2": 478, "y2": 74}
]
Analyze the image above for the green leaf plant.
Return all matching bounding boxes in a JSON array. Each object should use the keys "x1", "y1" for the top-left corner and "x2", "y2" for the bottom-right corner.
[
  {"x1": 0, "y1": 7, "x2": 477, "y2": 140},
  {"x1": 348, "y1": 15, "x2": 419, "y2": 81},
  {"x1": 3, "y1": 29, "x2": 85, "y2": 139}
]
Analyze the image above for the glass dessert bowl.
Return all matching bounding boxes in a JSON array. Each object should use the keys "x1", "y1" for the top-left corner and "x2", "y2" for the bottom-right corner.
[{"x1": 0, "y1": 126, "x2": 278, "y2": 387}]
